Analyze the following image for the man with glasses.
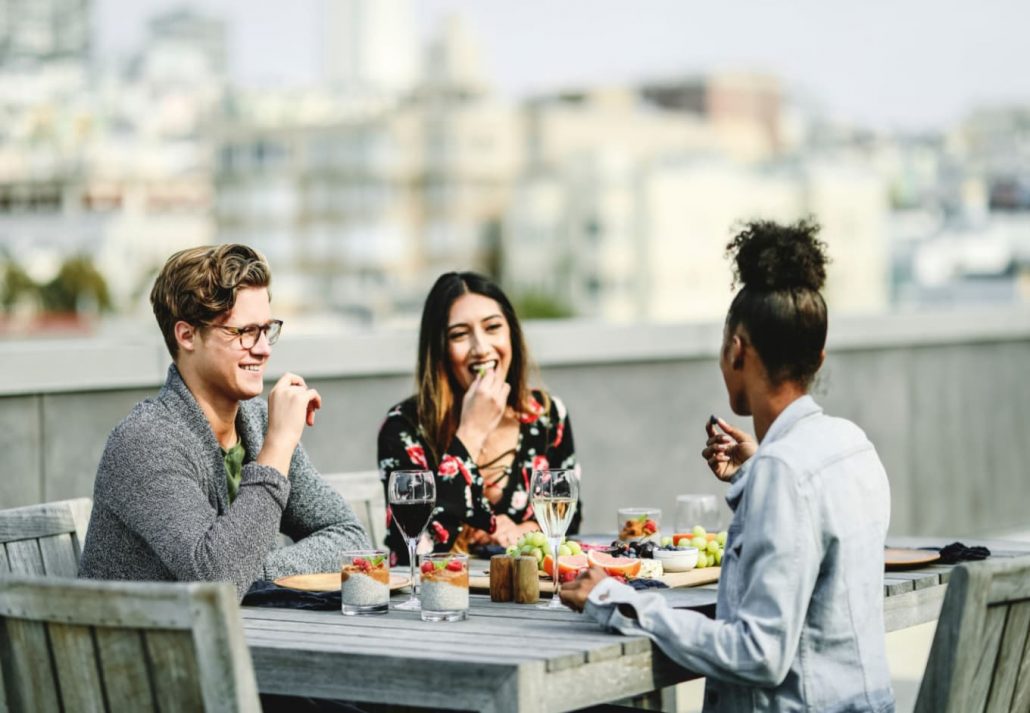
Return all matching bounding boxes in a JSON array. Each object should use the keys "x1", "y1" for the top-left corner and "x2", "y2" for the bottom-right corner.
[{"x1": 80, "y1": 244, "x2": 371, "y2": 599}]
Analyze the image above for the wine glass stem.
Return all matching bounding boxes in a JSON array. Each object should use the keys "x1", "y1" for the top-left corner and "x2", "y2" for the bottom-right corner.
[
  {"x1": 407, "y1": 537, "x2": 418, "y2": 598},
  {"x1": 549, "y1": 536, "x2": 561, "y2": 604}
]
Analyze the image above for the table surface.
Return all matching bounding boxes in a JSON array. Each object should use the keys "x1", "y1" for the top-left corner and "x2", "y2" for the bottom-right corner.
[{"x1": 241, "y1": 536, "x2": 1030, "y2": 713}]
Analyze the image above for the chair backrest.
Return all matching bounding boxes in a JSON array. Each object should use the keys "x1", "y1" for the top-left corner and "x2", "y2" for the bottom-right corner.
[
  {"x1": 321, "y1": 470, "x2": 387, "y2": 547},
  {"x1": 0, "y1": 576, "x2": 261, "y2": 713},
  {"x1": 915, "y1": 556, "x2": 1030, "y2": 713},
  {"x1": 0, "y1": 498, "x2": 92, "y2": 577}
]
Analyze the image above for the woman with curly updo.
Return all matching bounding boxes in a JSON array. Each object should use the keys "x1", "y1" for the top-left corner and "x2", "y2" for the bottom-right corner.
[{"x1": 563, "y1": 220, "x2": 894, "y2": 712}]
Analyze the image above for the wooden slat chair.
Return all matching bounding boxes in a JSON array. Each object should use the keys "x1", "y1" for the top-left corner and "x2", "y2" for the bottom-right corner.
[
  {"x1": 321, "y1": 470, "x2": 387, "y2": 548},
  {"x1": 0, "y1": 576, "x2": 261, "y2": 712},
  {"x1": 914, "y1": 556, "x2": 1030, "y2": 713},
  {"x1": 0, "y1": 498, "x2": 92, "y2": 577}
]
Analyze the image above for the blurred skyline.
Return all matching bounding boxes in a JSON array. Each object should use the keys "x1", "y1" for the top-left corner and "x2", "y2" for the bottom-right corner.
[{"x1": 94, "y1": 0, "x2": 1030, "y2": 131}]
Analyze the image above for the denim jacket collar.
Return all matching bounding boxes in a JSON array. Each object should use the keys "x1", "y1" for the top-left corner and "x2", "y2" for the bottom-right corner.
[{"x1": 725, "y1": 395, "x2": 822, "y2": 512}]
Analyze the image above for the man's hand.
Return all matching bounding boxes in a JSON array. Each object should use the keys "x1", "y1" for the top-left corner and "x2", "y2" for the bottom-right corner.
[
  {"x1": 702, "y1": 416, "x2": 757, "y2": 482},
  {"x1": 257, "y1": 372, "x2": 322, "y2": 476},
  {"x1": 559, "y1": 565, "x2": 608, "y2": 613}
]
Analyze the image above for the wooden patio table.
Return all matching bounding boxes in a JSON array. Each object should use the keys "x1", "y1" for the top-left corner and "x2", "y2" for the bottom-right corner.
[{"x1": 240, "y1": 537, "x2": 1030, "y2": 712}]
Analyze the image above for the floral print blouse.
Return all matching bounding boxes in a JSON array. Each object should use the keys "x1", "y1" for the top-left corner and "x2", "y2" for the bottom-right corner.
[{"x1": 377, "y1": 390, "x2": 580, "y2": 564}]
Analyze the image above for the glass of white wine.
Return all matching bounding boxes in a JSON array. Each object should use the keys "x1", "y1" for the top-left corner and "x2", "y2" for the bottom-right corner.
[{"x1": 530, "y1": 467, "x2": 579, "y2": 610}]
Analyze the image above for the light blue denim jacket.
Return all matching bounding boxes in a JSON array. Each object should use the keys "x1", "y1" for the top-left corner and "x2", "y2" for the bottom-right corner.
[{"x1": 584, "y1": 396, "x2": 894, "y2": 712}]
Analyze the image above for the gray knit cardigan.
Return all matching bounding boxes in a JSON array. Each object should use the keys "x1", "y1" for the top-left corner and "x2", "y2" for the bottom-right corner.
[{"x1": 79, "y1": 364, "x2": 370, "y2": 599}]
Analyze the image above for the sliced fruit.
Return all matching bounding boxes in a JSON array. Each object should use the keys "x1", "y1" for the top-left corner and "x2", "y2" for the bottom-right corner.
[
  {"x1": 587, "y1": 551, "x2": 642, "y2": 578},
  {"x1": 542, "y1": 553, "x2": 589, "y2": 578}
]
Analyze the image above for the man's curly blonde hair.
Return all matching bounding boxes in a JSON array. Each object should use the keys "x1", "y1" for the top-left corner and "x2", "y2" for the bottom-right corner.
[{"x1": 150, "y1": 244, "x2": 271, "y2": 359}]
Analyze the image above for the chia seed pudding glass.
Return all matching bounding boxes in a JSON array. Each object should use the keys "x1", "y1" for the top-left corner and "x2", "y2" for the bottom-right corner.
[
  {"x1": 340, "y1": 550, "x2": 390, "y2": 615},
  {"x1": 418, "y1": 553, "x2": 469, "y2": 622},
  {"x1": 617, "y1": 507, "x2": 662, "y2": 544}
]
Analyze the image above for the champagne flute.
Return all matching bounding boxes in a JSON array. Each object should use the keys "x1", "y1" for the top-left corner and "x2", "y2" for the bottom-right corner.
[
  {"x1": 388, "y1": 469, "x2": 436, "y2": 611},
  {"x1": 530, "y1": 467, "x2": 578, "y2": 609}
]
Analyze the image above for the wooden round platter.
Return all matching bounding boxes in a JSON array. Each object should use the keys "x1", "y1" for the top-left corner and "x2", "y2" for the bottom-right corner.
[
  {"x1": 273, "y1": 572, "x2": 409, "y2": 592},
  {"x1": 884, "y1": 548, "x2": 941, "y2": 570}
]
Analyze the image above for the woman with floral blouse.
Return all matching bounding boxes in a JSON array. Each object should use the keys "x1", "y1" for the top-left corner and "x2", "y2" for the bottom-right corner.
[{"x1": 378, "y1": 272, "x2": 580, "y2": 564}]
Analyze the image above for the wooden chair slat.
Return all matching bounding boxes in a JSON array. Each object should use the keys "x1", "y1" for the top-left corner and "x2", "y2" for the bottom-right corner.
[
  {"x1": 0, "y1": 580, "x2": 195, "y2": 628},
  {"x1": 144, "y1": 630, "x2": 205, "y2": 713},
  {"x1": 0, "y1": 499, "x2": 92, "y2": 578},
  {"x1": 38, "y1": 534, "x2": 80, "y2": 578},
  {"x1": 0, "y1": 545, "x2": 9, "y2": 574},
  {"x1": 48, "y1": 622, "x2": 106, "y2": 713},
  {"x1": 322, "y1": 470, "x2": 386, "y2": 547},
  {"x1": 0, "y1": 577, "x2": 261, "y2": 713},
  {"x1": 915, "y1": 557, "x2": 1030, "y2": 713},
  {"x1": 968, "y1": 605, "x2": 1007, "y2": 710},
  {"x1": 988, "y1": 568, "x2": 1030, "y2": 604},
  {"x1": 985, "y1": 600, "x2": 1030, "y2": 713},
  {"x1": 189, "y1": 585, "x2": 262, "y2": 712},
  {"x1": 4, "y1": 540, "x2": 44, "y2": 577},
  {"x1": 1010, "y1": 612, "x2": 1030, "y2": 713},
  {"x1": 0, "y1": 618, "x2": 62, "y2": 712},
  {"x1": 95, "y1": 628, "x2": 157, "y2": 712},
  {"x1": 0, "y1": 509, "x2": 76, "y2": 543}
]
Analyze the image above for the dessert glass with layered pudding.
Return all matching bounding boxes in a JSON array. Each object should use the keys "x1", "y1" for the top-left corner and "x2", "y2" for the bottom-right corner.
[
  {"x1": 418, "y1": 553, "x2": 469, "y2": 622},
  {"x1": 617, "y1": 507, "x2": 661, "y2": 543},
  {"x1": 340, "y1": 550, "x2": 390, "y2": 615}
]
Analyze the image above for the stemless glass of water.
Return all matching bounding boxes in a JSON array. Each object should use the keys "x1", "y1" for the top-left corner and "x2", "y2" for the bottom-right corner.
[
  {"x1": 388, "y1": 469, "x2": 436, "y2": 611},
  {"x1": 530, "y1": 467, "x2": 578, "y2": 610},
  {"x1": 675, "y1": 493, "x2": 721, "y2": 534}
]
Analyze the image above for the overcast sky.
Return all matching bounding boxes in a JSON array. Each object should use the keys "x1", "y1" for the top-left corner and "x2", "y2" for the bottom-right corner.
[{"x1": 94, "y1": 0, "x2": 1030, "y2": 131}]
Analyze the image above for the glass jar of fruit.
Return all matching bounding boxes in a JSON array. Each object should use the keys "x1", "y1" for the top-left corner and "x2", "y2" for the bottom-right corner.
[{"x1": 616, "y1": 507, "x2": 661, "y2": 543}]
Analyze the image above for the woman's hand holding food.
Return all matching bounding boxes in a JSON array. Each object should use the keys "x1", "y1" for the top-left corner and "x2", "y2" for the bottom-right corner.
[
  {"x1": 455, "y1": 366, "x2": 510, "y2": 456},
  {"x1": 702, "y1": 415, "x2": 757, "y2": 482}
]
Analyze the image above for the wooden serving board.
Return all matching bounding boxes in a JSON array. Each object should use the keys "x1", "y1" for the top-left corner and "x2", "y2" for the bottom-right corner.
[
  {"x1": 273, "y1": 572, "x2": 410, "y2": 592},
  {"x1": 469, "y1": 566, "x2": 720, "y2": 594},
  {"x1": 884, "y1": 548, "x2": 941, "y2": 570}
]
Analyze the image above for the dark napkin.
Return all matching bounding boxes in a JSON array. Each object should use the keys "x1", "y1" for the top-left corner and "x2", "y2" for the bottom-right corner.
[
  {"x1": 243, "y1": 579, "x2": 341, "y2": 610},
  {"x1": 469, "y1": 544, "x2": 508, "y2": 558},
  {"x1": 921, "y1": 541, "x2": 991, "y2": 564},
  {"x1": 627, "y1": 577, "x2": 668, "y2": 590}
]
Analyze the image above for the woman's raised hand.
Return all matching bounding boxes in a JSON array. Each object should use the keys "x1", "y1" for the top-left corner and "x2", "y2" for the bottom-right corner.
[
  {"x1": 702, "y1": 416, "x2": 757, "y2": 482},
  {"x1": 456, "y1": 366, "x2": 510, "y2": 455}
]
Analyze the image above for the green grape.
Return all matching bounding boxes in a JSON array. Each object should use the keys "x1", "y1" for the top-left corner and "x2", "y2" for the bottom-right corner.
[
  {"x1": 660, "y1": 536, "x2": 674, "y2": 547},
  {"x1": 558, "y1": 544, "x2": 572, "y2": 557},
  {"x1": 717, "y1": 531, "x2": 728, "y2": 546},
  {"x1": 520, "y1": 544, "x2": 535, "y2": 556},
  {"x1": 696, "y1": 553, "x2": 708, "y2": 568},
  {"x1": 530, "y1": 532, "x2": 547, "y2": 548},
  {"x1": 691, "y1": 536, "x2": 707, "y2": 550},
  {"x1": 567, "y1": 540, "x2": 582, "y2": 555},
  {"x1": 532, "y1": 547, "x2": 544, "y2": 562},
  {"x1": 692, "y1": 525, "x2": 707, "y2": 537},
  {"x1": 714, "y1": 549, "x2": 723, "y2": 565},
  {"x1": 706, "y1": 540, "x2": 720, "y2": 555},
  {"x1": 505, "y1": 545, "x2": 518, "y2": 557}
]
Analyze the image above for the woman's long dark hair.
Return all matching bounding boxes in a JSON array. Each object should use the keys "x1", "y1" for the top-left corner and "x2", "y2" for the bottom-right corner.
[
  {"x1": 416, "y1": 272, "x2": 535, "y2": 460},
  {"x1": 725, "y1": 218, "x2": 829, "y2": 388}
]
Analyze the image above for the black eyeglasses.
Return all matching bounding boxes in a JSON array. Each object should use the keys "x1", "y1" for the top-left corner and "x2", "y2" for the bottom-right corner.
[{"x1": 202, "y1": 319, "x2": 283, "y2": 349}]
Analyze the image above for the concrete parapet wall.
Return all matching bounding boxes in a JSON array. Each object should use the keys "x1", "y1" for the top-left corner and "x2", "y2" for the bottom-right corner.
[{"x1": 2, "y1": 308, "x2": 1028, "y2": 538}]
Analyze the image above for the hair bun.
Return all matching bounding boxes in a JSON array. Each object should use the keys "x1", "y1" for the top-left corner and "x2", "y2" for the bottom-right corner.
[{"x1": 727, "y1": 218, "x2": 828, "y2": 292}]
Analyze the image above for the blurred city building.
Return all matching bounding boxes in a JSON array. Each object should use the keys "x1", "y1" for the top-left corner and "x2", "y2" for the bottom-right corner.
[{"x1": 0, "y1": 1, "x2": 1028, "y2": 334}]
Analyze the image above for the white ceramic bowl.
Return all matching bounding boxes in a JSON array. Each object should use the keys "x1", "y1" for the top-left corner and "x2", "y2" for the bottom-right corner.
[{"x1": 654, "y1": 547, "x2": 698, "y2": 572}]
